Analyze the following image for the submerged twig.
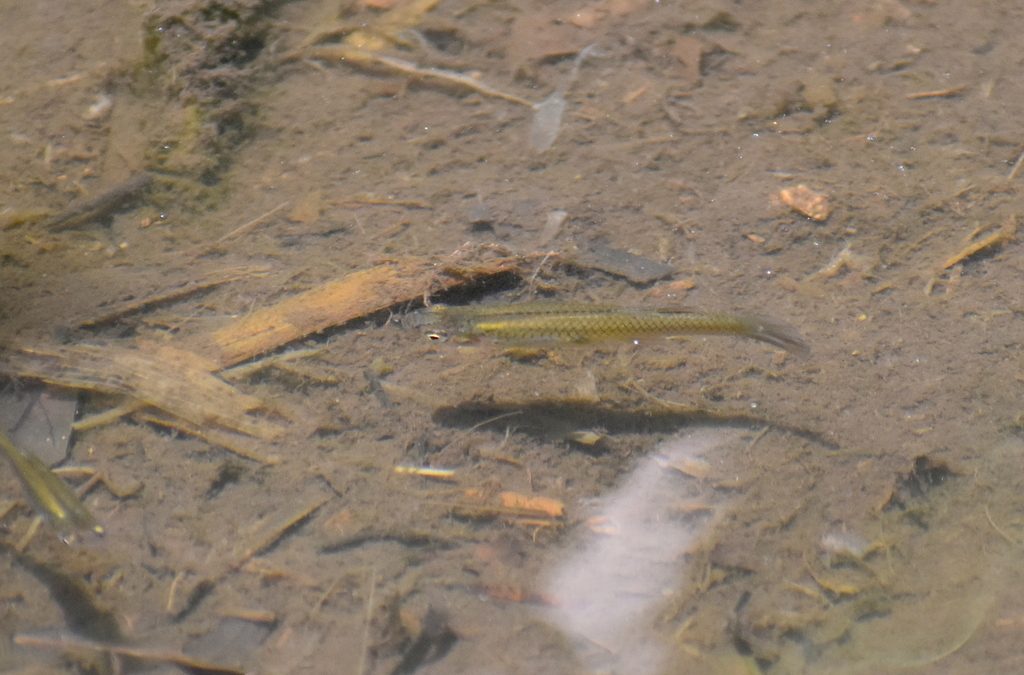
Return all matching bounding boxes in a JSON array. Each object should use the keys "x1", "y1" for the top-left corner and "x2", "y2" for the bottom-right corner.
[
  {"x1": 1007, "y1": 147, "x2": 1024, "y2": 182},
  {"x1": 14, "y1": 632, "x2": 246, "y2": 675},
  {"x1": 356, "y1": 567, "x2": 377, "y2": 675},
  {"x1": 302, "y1": 46, "x2": 537, "y2": 107},
  {"x1": 942, "y1": 216, "x2": 1016, "y2": 269},
  {"x1": 76, "y1": 266, "x2": 268, "y2": 328},
  {"x1": 984, "y1": 504, "x2": 1018, "y2": 544},
  {"x1": 216, "y1": 201, "x2": 290, "y2": 243}
]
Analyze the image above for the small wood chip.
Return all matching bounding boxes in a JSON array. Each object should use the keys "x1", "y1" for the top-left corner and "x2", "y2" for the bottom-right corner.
[
  {"x1": 500, "y1": 492, "x2": 564, "y2": 518},
  {"x1": 905, "y1": 85, "x2": 967, "y2": 99}
]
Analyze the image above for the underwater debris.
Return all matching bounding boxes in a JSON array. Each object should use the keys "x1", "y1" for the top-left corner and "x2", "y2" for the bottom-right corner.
[
  {"x1": 0, "y1": 342, "x2": 284, "y2": 464},
  {"x1": 942, "y1": 215, "x2": 1016, "y2": 269},
  {"x1": 529, "y1": 44, "x2": 601, "y2": 152}
]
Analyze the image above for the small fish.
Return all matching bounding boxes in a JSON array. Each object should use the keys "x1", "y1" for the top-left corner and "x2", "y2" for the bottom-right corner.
[
  {"x1": 48, "y1": 172, "x2": 154, "y2": 232},
  {"x1": 410, "y1": 301, "x2": 810, "y2": 356},
  {"x1": 0, "y1": 428, "x2": 104, "y2": 542}
]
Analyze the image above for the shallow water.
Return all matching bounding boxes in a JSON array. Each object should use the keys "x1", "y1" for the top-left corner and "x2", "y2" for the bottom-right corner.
[{"x1": 3, "y1": 0, "x2": 1024, "y2": 673}]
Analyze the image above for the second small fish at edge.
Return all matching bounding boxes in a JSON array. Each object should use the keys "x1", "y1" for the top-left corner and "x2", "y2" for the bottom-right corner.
[{"x1": 0, "y1": 427, "x2": 104, "y2": 543}]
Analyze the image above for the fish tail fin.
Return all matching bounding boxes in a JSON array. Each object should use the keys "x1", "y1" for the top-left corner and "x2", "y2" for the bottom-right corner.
[{"x1": 739, "y1": 315, "x2": 811, "y2": 357}]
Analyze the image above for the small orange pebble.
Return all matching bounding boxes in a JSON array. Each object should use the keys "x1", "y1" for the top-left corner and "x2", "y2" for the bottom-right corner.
[
  {"x1": 778, "y1": 184, "x2": 832, "y2": 221},
  {"x1": 500, "y1": 492, "x2": 564, "y2": 518}
]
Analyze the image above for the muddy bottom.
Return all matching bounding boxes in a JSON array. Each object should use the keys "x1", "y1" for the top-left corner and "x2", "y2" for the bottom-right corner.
[{"x1": 2, "y1": 0, "x2": 1024, "y2": 674}]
